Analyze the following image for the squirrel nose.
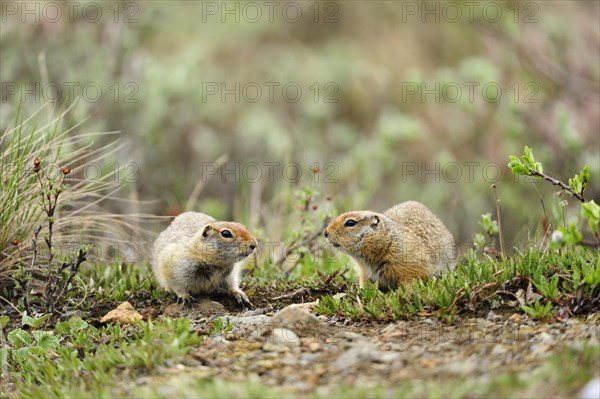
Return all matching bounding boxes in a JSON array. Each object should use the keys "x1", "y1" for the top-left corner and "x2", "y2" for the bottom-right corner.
[
  {"x1": 249, "y1": 243, "x2": 257, "y2": 250},
  {"x1": 324, "y1": 230, "x2": 329, "y2": 238}
]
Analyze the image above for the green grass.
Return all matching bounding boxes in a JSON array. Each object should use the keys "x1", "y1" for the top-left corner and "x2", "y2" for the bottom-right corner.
[
  {"x1": 1, "y1": 316, "x2": 202, "y2": 398},
  {"x1": 314, "y1": 248, "x2": 600, "y2": 322}
]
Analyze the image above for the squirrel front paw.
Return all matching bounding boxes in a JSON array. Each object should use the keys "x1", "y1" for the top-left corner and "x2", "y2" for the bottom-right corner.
[
  {"x1": 176, "y1": 294, "x2": 194, "y2": 308},
  {"x1": 231, "y1": 289, "x2": 253, "y2": 309}
]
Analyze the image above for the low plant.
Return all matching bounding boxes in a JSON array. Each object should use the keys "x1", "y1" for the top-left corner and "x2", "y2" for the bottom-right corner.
[
  {"x1": 1, "y1": 104, "x2": 148, "y2": 316},
  {"x1": 314, "y1": 249, "x2": 599, "y2": 322},
  {"x1": 1, "y1": 314, "x2": 202, "y2": 398},
  {"x1": 274, "y1": 180, "x2": 335, "y2": 276},
  {"x1": 508, "y1": 146, "x2": 599, "y2": 248}
]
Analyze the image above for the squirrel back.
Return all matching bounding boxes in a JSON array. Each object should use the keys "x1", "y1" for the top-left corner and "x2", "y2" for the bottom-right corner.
[
  {"x1": 151, "y1": 212, "x2": 216, "y2": 265},
  {"x1": 324, "y1": 201, "x2": 456, "y2": 289}
]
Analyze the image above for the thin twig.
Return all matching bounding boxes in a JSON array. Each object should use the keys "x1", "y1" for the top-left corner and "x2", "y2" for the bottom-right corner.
[
  {"x1": 26, "y1": 226, "x2": 42, "y2": 312},
  {"x1": 0, "y1": 295, "x2": 23, "y2": 316},
  {"x1": 323, "y1": 266, "x2": 349, "y2": 286},
  {"x1": 49, "y1": 249, "x2": 88, "y2": 314},
  {"x1": 531, "y1": 170, "x2": 585, "y2": 203},
  {"x1": 272, "y1": 287, "x2": 310, "y2": 301}
]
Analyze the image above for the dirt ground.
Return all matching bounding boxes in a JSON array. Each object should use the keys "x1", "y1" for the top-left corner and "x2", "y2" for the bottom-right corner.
[{"x1": 107, "y1": 289, "x2": 599, "y2": 397}]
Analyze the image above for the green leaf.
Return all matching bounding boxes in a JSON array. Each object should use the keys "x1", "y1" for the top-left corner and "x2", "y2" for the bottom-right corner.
[
  {"x1": 522, "y1": 146, "x2": 534, "y2": 166},
  {"x1": 0, "y1": 315, "x2": 10, "y2": 328},
  {"x1": 479, "y1": 213, "x2": 499, "y2": 235},
  {"x1": 474, "y1": 233, "x2": 486, "y2": 249},
  {"x1": 28, "y1": 345, "x2": 48, "y2": 356},
  {"x1": 8, "y1": 329, "x2": 32, "y2": 348},
  {"x1": 21, "y1": 314, "x2": 36, "y2": 327},
  {"x1": 31, "y1": 313, "x2": 52, "y2": 328},
  {"x1": 32, "y1": 331, "x2": 59, "y2": 349},
  {"x1": 508, "y1": 156, "x2": 525, "y2": 175},
  {"x1": 68, "y1": 317, "x2": 89, "y2": 332},
  {"x1": 581, "y1": 200, "x2": 600, "y2": 220},
  {"x1": 583, "y1": 258, "x2": 600, "y2": 288},
  {"x1": 569, "y1": 175, "x2": 582, "y2": 194},
  {"x1": 569, "y1": 166, "x2": 590, "y2": 195},
  {"x1": 508, "y1": 147, "x2": 544, "y2": 175},
  {"x1": 13, "y1": 347, "x2": 31, "y2": 362},
  {"x1": 557, "y1": 223, "x2": 583, "y2": 246}
]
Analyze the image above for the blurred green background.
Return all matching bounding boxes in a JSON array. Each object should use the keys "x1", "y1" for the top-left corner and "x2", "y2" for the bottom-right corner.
[{"x1": 1, "y1": 0, "x2": 599, "y2": 248}]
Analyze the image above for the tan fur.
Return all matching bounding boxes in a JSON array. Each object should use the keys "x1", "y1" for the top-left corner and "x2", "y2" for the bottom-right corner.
[
  {"x1": 324, "y1": 201, "x2": 456, "y2": 289},
  {"x1": 151, "y1": 212, "x2": 257, "y2": 306}
]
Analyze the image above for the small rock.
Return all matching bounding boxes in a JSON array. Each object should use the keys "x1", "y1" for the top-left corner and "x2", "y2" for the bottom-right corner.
[
  {"x1": 272, "y1": 306, "x2": 321, "y2": 326},
  {"x1": 163, "y1": 303, "x2": 184, "y2": 316},
  {"x1": 60, "y1": 310, "x2": 88, "y2": 320},
  {"x1": 191, "y1": 299, "x2": 227, "y2": 316},
  {"x1": 334, "y1": 331, "x2": 369, "y2": 342},
  {"x1": 208, "y1": 334, "x2": 229, "y2": 344},
  {"x1": 299, "y1": 353, "x2": 318, "y2": 366},
  {"x1": 530, "y1": 343, "x2": 552, "y2": 354},
  {"x1": 333, "y1": 341, "x2": 400, "y2": 370},
  {"x1": 251, "y1": 305, "x2": 325, "y2": 338},
  {"x1": 508, "y1": 313, "x2": 522, "y2": 323},
  {"x1": 262, "y1": 342, "x2": 290, "y2": 352},
  {"x1": 446, "y1": 357, "x2": 478, "y2": 375},
  {"x1": 100, "y1": 301, "x2": 143, "y2": 324},
  {"x1": 301, "y1": 337, "x2": 321, "y2": 352},
  {"x1": 287, "y1": 301, "x2": 319, "y2": 310},
  {"x1": 379, "y1": 322, "x2": 409, "y2": 340},
  {"x1": 163, "y1": 299, "x2": 226, "y2": 317},
  {"x1": 307, "y1": 341, "x2": 321, "y2": 352},
  {"x1": 491, "y1": 344, "x2": 508, "y2": 355},
  {"x1": 538, "y1": 332, "x2": 554, "y2": 344},
  {"x1": 266, "y1": 328, "x2": 300, "y2": 348},
  {"x1": 215, "y1": 315, "x2": 272, "y2": 338},
  {"x1": 239, "y1": 308, "x2": 268, "y2": 317},
  {"x1": 280, "y1": 353, "x2": 300, "y2": 366},
  {"x1": 420, "y1": 358, "x2": 438, "y2": 369},
  {"x1": 220, "y1": 315, "x2": 271, "y2": 328},
  {"x1": 487, "y1": 310, "x2": 502, "y2": 321},
  {"x1": 140, "y1": 307, "x2": 161, "y2": 319}
]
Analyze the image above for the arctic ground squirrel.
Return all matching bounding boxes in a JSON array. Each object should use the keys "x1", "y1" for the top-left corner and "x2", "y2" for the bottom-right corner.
[
  {"x1": 324, "y1": 201, "x2": 456, "y2": 289},
  {"x1": 152, "y1": 212, "x2": 257, "y2": 307}
]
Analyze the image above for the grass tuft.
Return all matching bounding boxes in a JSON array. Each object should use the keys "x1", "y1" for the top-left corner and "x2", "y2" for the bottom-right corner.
[{"x1": 314, "y1": 248, "x2": 599, "y2": 321}]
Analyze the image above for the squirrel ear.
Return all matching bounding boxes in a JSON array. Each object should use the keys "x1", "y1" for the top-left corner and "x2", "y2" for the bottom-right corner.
[
  {"x1": 201, "y1": 224, "x2": 213, "y2": 238},
  {"x1": 371, "y1": 215, "x2": 380, "y2": 228}
]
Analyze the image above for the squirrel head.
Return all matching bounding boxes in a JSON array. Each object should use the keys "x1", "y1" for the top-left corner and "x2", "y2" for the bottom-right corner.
[
  {"x1": 324, "y1": 211, "x2": 386, "y2": 256},
  {"x1": 191, "y1": 221, "x2": 258, "y2": 265}
]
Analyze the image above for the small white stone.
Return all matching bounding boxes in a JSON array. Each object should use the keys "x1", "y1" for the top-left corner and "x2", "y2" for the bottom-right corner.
[{"x1": 266, "y1": 328, "x2": 301, "y2": 348}]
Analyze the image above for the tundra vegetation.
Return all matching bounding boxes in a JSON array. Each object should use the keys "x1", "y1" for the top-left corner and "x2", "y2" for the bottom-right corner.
[{"x1": 1, "y1": 2, "x2": 598, "y2": 398}]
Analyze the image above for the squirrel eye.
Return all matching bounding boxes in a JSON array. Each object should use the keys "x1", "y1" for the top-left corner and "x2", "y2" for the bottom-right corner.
[
  {"x1": 344, "y1": 219, "x2": 358, "y2": 227},
  {"x1": 220, "y1": 230, "x2": 233, "y2": 238}
]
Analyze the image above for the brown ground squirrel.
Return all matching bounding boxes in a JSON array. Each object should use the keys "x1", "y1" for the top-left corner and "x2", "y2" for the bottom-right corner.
[
  {"x1": 324, "y1": 201, "x2": 456, "y2": 289},
  {"x1": 151, "y1": 212, "x2": 257, "y2": 307}
]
